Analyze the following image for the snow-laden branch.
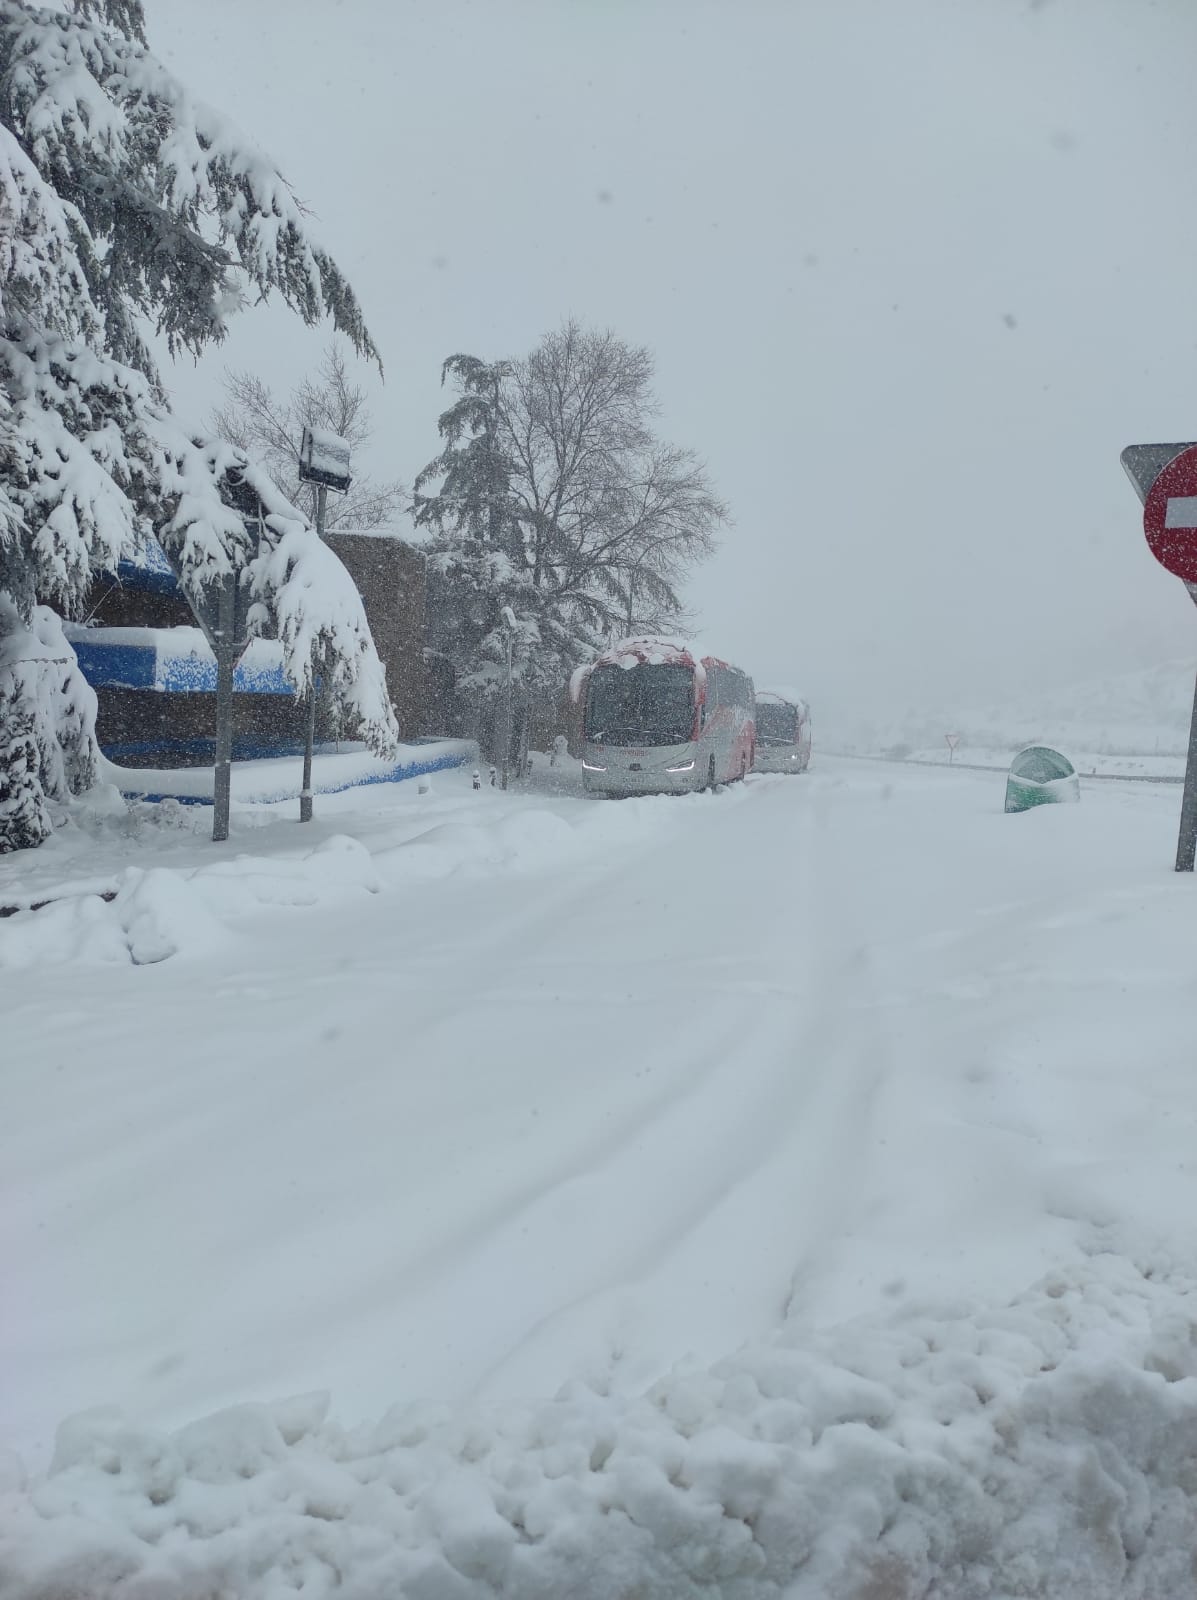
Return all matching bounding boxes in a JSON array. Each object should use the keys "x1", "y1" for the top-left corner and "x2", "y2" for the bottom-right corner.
[{"x1": 0, "y1": 0, "x2": 379, "y2": 369}]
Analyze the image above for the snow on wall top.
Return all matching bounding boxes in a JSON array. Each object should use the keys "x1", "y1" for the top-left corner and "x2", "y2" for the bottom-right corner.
[
  {"x1": 325, "y1": 526, "x2": 412, "y2": 544},
  {"x1": 64, "y1": 624, "x2": 290, "y2": 695}
]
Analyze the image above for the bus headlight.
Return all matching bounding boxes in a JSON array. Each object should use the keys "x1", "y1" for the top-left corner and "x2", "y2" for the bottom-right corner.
[
  {"x1": 665, "y1": 760, "x2": 695, "y2": 772},
  {"x1": 582, "y1": 758, "x2": 608, "y2": 772}
]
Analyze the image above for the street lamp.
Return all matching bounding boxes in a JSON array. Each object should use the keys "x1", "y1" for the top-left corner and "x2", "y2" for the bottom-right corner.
[{"x1": 297, "y1": 425, "x2": 352, "y2": 823}]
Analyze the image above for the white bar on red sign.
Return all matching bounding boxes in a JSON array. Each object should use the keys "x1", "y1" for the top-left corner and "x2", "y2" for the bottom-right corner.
[{"x1": 1164, "y1": 496, "x2": 1197, "y2": 529}]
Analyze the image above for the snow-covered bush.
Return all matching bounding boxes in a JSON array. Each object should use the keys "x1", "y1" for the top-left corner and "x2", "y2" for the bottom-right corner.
[
  {"x1": 0, "y1": 0, "x2": 397, "y2": 851},
  {"x1": 0, "y1": 676, "x2": 48, "y2": 851},
  {"x1": 0, "y1": 598, "x2": 97, "y2": 847}
]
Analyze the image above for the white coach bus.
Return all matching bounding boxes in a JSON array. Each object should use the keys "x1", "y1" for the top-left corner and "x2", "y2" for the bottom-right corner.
[
  {"x1": 571, "y1": 638, "x2": 755, "y2": 796},
  {"x1": 752, "y1": 690, "x2": 812, "y2": 773}
]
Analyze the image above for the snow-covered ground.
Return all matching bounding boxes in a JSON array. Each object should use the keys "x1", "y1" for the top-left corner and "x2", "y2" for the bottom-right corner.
[{"x1": 4, "y1": 759, "x2": 1197, "y2": 1596}]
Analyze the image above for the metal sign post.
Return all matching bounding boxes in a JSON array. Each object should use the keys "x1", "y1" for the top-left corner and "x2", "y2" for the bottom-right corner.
[
  {"x1": 167, "y1": 563, "x2": 250, "y2": 845},
  {"x1": 1177, "y1": 605, "x2": 1197, "y2": 873},
  {"x1": 945, "y1": 733, "x2": 960, "y2": 764},
  {"x1": 296, "y1": 431, "x2": 350, "y2": 825},
  {"x1": 155, "y1": 498, "x2": 261, "y2": 843},
  {"x1": 299, "y1": 482, "x2": 329, "y2": 825},
  {"x1": 299, "y1": 686, "x2": 318, "y2": 825},
  {"x1": 1121, "y1": 441, "x2": 1197, "y2": 870},
  {"x1": 212, "y1": 574, "x2": 237, "y2": 843}
]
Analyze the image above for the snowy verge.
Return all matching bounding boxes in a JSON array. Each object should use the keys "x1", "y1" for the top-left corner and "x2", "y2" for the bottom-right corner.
[
  {"x1": 0, "y1": 834, "x2": 381, "y2": 966},
  {"x1": 0, "y1": 777, "x2": 747, "y2": 967},
  {"x1": 3, "y1": 1246, "x2": 1196, "y2": 1599}
]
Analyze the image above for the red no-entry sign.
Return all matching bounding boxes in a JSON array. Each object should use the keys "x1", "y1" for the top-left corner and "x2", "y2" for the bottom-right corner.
[
  {"x1": 1143, "y1": 443, "x2": 1197, "y2": 582},
  {"x1": 1122, "y1": 439, "x2": 1197, "y2": 871}
]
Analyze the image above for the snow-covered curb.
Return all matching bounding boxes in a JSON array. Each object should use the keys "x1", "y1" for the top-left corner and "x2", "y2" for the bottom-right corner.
[
  {"x1": 100, "y1": 740, "x2": 480, "y2": 805},
  {"x1": 3, "y1": 1249, "x2": 1196, "y2": 1599}
]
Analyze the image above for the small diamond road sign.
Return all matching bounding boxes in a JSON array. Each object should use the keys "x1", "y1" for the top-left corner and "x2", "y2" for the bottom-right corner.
[{"x1": 1119, "y1": 442, "x2": 1195, "y2": 506}]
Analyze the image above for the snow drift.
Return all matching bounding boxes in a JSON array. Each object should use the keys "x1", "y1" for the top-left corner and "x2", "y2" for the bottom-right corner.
[{"x1": 3, "y1": 1247, "x2": 1197, "y2": 1599}]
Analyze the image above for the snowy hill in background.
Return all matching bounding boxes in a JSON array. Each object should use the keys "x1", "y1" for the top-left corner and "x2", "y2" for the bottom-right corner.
[{"x1": 833, "y1": 659, "x2": 1197, "y2": 763}]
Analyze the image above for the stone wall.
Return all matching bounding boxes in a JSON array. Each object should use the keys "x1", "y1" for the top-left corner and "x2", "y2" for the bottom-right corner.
[{"x1": 325, "y1": 532, "x2": 430, "y2": 738}]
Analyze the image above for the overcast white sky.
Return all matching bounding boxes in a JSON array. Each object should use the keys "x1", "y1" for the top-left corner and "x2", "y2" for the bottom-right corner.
[{"x1": 149, "y1": 0, "x2": 1197, "y2": 734}]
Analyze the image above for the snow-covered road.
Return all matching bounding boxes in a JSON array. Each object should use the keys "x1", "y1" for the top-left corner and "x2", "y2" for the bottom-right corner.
[{"x1": 5, "y1": 761, "x2": 1197, "y2": 1596}]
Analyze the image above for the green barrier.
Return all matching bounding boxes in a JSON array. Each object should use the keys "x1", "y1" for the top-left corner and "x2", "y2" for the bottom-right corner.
[{"x1": 1004, "y1": 746, "x2": 1080, "y2": 813}]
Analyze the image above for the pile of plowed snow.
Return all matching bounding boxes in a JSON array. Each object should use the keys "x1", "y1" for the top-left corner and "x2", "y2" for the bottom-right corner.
[{"x1": 4, "y1": 1249, "x2": 1197, "y2": 1598}]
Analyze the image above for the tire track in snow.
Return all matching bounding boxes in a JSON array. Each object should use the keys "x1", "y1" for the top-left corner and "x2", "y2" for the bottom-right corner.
[
  {"x1": 213, "y1": 781, "x2": 792, "y2": 1404},
  {"x1": 390, "y1": 776, "x2": 899, "y2": 1403}
]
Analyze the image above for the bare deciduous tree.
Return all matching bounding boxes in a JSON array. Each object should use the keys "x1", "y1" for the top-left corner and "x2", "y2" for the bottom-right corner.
[
  {"x1": 210, "y1": 343, "x2": 404, "y2": 531},
  {"x1": 500, "y1": 320, "x2": 727, "y2": 638},
  {"x1": 411, "y1": 321, "x2": 728, "y2": 748}
]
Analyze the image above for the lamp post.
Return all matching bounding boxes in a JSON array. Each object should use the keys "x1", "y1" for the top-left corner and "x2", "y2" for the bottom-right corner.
[{"x1": 296, "y1": 426, "x2": 352, "y2": 823}]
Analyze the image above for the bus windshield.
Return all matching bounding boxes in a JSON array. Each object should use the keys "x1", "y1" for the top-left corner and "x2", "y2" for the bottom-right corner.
[
  {"x1": 585, "y1": 664, "x2": 695, "y2": 746},
  {"x1": 755, "y1": 701, "x2": 799, "y2": 743}
]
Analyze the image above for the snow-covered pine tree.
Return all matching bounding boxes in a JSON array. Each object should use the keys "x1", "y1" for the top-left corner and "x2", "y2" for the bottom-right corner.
[
  {"x1": 0, "y1": 0, "x2": 398, "y2": 850},
  {"x1": 412, "y1": 354, "x2": 594, "y2": 749},
  {"x1": 413, "y1": 356, "x2": 518, "y2": 556}
]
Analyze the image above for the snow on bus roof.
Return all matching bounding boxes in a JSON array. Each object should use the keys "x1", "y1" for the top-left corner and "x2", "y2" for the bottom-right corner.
[
  {"x1": 758, "y1": 687, "x2": 810, "y2": 711},
  {"x1": 569, "y1": 637, "x2": 749, "y2": 702}
]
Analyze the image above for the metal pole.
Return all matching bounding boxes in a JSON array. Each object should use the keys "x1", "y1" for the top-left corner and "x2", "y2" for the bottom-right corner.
[
  {"x1": 1176, "y1": 664, "x2": 1197, "y2": 872},
  {"x1": 517, "y1": 698, "x2": 530, "y2": 779},
  {"x1": 500, "y1": 625, "x2": 513, "y2": 790},
  {"x1": 212, "y1": 574, "x2": 235, "y2": 843},
  {"x1": 299, "y1": 688, "x2": 316, "y2": 824},
  {"x1": 300, "y1": 483, "x2": 328, "y2": 824}
]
